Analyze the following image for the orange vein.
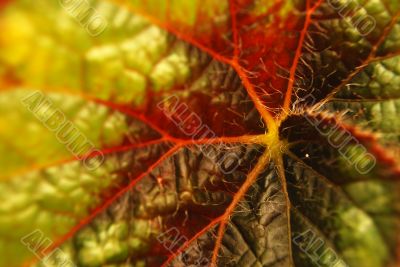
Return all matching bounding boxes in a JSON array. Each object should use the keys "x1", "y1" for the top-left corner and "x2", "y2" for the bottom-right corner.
[
  {"x1": 1, "y1": 85, "x2": 270, "y2": 149},
  {"x1": 180, "y1": 134, "x2": 265, "y2": 146},
  {"x1": 3, "y1": 135, "x2": 267, "y2": 180},
  {"x1": 273, "y1": 152, "x2": 294, "y2": 266},
  {"x1": 211, "y1": 150, "x2": 271, "y2": 265},
  {"x1": 281, "y1": 0, "x2": 323, "y2": 118},
  {"x1": 232, "y1": 61, "x2": 276, "y2": 129}
]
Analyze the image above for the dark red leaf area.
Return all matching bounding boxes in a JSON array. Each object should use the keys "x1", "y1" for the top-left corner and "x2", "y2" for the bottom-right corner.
[
  {"x1": 131, "y1": 0, "x2": 312, "y2": 116},
  {"x1": 143, "y1": 90, "x2": 264, "y2": 139},
  {"x1": 146, "y1": 211, "x2": 221, "y2": 265},
  {"x1": 234, "y1": 1, "x2": 304, "y2": 110}
]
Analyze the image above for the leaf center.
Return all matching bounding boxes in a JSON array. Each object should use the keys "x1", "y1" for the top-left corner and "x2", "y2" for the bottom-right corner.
[{"x1": 259, "y1": 119, "x2": 288, "y2": 157}]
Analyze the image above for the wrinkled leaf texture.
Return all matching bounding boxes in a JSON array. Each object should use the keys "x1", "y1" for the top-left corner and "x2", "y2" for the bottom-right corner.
[{"x1": 0, "y1": 0, "x2": 400, "y2": 266}]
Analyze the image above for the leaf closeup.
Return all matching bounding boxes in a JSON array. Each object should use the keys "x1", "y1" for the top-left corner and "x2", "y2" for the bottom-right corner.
[{"x1": 0, "y1": 0, "x2": 399, "y2": 267}]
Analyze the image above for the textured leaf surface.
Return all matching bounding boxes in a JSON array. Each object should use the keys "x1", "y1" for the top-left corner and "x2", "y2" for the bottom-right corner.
[{"x1": 0, "y1": 0, "x2": 399, "y2": 267}]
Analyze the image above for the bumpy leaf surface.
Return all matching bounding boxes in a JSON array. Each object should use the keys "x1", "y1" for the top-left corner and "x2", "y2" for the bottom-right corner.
[{"x1": 0, "y1": 0, "x2": 399, "y2": 266}]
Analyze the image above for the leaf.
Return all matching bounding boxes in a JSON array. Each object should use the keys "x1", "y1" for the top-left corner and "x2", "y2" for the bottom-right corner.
[{"x1": 0, "y1": 0, "x2": 399, "y2": 267}]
